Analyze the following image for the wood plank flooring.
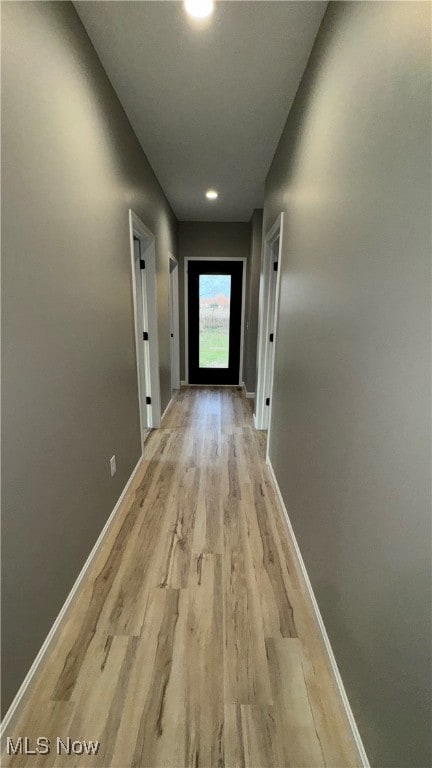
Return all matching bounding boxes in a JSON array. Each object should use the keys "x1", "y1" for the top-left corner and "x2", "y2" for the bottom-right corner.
[{"x1": 3, "y1": 387, "x2": 360, "y2": 768}]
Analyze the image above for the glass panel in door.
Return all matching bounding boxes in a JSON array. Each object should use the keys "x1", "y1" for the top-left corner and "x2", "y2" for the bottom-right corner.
[{"x1": 199, "y1": 274, "x2": 231, "y2": 368}]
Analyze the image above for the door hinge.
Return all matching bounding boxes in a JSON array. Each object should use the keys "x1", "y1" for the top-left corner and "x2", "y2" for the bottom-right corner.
[
  {"x1": 274, "y1": 262, "x2": 278, "y2": 271},
  {"x1": 140, "y1": 259, "x2": 145, "y2": 270},
  {"x1": 269, "y1": 333, "x2": 274, "y2": 342},
  {"x1": 146, "y1": 396, "x2": 151, "y2": 405},
  {"x1": 265, "y1": 397, "x2": 270, "y2": 406},
  {"x1": 143, "y1": 331, "x2": 149, "y2": 341}
]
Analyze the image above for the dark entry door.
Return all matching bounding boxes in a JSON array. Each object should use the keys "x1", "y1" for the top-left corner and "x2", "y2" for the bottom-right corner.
[{"x1": 188, "y1": 260, "x2": 243, "y2": 385}]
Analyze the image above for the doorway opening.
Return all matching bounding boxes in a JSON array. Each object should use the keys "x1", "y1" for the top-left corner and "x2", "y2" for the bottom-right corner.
[
  {"x1": 185, "y1": 257, "x2": 246, "y2": 385},
  {"x1": 254, "y1": 213, "x2": 284, "y2": 437},
  {"x1": 129, "y1": 210, "x2": 162, "y2": 443},
  {"x1": 169, "y1": 253, "x2": 180, "y2": 392}
]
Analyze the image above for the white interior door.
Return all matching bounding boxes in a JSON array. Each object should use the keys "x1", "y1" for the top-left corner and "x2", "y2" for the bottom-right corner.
[
  {"x1": 169, "y1": 255, "x2": 180, "y2": 391},
  {"x1": 129, "y1": 210, "x2": 162, "y2": 441},
  {"x1": 132, "y1": 235, "x2": 149, "y2": 439},
  {"x1": 264, "y1": 236, "x2": 280, "y2": 412},
  {"x1": 254, "y1": 213, "x2": 284, "y2": 431}
]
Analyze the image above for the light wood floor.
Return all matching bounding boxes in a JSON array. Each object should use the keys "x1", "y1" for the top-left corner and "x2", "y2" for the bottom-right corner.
[{"x1": 4, "y1": 387, "x2": 360, "y2": 768}]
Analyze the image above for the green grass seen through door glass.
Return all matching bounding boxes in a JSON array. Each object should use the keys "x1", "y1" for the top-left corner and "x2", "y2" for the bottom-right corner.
[{"x1": 199, "y1": 328, "x2": 229, "y2": 368}]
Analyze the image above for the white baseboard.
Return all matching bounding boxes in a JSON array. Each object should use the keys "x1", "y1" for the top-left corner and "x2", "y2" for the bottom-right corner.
[
  {"x1": 241, "y1": 382, "x2": 255, "y2": 399},
  {"x1": 0, "y1": 453, "x2": 144, "y2": 739},
  {"x1": 180, "y1": 380, "x2": 187, "y2": 386},
  {"x1": 266, "y1": 458, "x2": 371, "y2": 768},
  {"x1": 161, "y1": 394, "x2": 175, "y2": 423}
]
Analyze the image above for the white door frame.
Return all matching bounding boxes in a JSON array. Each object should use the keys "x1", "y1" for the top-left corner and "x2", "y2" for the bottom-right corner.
[
  {"x1": 169, "y1": 253, "x2": 180, "y2": 391},
  {"x1": 254, "y1": 213, "x2": 284, "y2": 436},
  {"x1": 184, "y1": 256, "x2": 247, "y2": 386},
  {"x1": 129, "y1": 209, "x2": 161, "y2": 439}
]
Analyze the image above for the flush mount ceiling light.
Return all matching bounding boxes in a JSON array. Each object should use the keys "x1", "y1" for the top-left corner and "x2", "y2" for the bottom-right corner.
[
  {"x1": 184, "y1": 0, "x2": 214, "y2": 20},
  {"x1": 206, "y1": 189, "x2": 218, "y2": 200}
]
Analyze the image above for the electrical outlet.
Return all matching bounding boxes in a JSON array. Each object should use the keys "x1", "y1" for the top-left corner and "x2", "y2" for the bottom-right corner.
[{"x1": 110, "y1": 455, "x2": 116, "y2": 477}]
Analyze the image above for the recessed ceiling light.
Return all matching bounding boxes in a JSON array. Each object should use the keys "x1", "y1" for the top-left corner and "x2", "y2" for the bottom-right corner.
[
  {"x1": 184, "y1": 0, "x2": 214, "y2": 20},
  {"x1": 206, "y1": 189, "x2": 218, "y2": 200}
]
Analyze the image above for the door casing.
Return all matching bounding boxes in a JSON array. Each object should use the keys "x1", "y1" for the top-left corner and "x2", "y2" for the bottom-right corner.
[
  {"x1": 169, "y1": 253, "x2": 180, "y2": 391},
  {"x1": 129, "y1": 209, "x2": 161, "y2": 438},
  {"x1": 254, "y1": 213, "x2": 284, "y2": 447}
]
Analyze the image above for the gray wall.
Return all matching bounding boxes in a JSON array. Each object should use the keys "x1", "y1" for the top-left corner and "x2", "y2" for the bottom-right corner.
[
  {"x1": 243, "y1": 209, "x2": 263, "y2": 394},
  {"x1": 1, "y1": 1, "x2": 176, "y2": 713},
  {"x1": 264, "y1": 2, "x2": 431, "y2": 766},
  {"x1": 177, "y1": 222, "x2": 250, "y2": 381}
]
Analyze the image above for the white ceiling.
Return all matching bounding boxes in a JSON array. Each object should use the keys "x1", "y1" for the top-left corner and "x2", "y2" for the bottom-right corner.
[{"x1": 75, "y1": 1, "x2": 326, "y2": 221}]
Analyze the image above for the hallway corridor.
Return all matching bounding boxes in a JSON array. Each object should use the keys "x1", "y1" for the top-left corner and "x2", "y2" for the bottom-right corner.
[{"x1": 5, "y1": 388, "x2": 359, "y2": 768}]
